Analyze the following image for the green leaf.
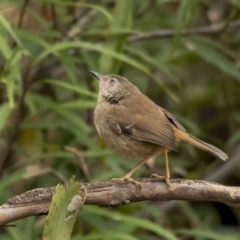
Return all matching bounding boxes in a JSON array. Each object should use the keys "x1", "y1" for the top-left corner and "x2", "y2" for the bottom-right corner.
[
  {"x1": 0, "y1": 30, "x2": 12, "y2": 59},
  {"x1": 73, "y1": 232, "x2": 139, "y2": 240},
  {"x1": 55, "y1": 107, "x2": 92, "y2": 134},
  {"x1": 34, "y1": 42, "x2": 179, "y2": 101},
  {"x1": 126, "y1": 46, "x2": 177, "y2": 80},
  {"x1": 6, "y1": 217, "x2": 36, "y2": 240},
  {"x1": 190, "y1": 36, "x2": 238, "y2": 59},
  {"x1": 229, "y1": 0, "x2": 240, "y2": 7},
  {"x1": 175, "y1": 229, "x2": 239, "y2": 240},
  {"x1": 176, "y1": 0, "x2": 190, "y2": 35},
  {"x1": 99, "y1": 0, "x2": 134, "y2": 73},
  {"x1": 183, "y1": 39, "x2": 240, "y2": 81},
  {"x1": 47, "y1": 0, "x2": 113, "y2": 22},
  {"x1": 226, "y1": 129, "x2": 240, "y2": 147},
  {"x1": 40, "y1": 79, "x2": 97, "y2": 98},
  {"x1": 0, "y1": 169, "x2": 25, "y2": 192},
  {"x1": 25, "y1": 149, "x2": 112, "y2": 164},
  {"x1": 6, "y1": 227, "x2": 23, "y2": 240},
  {"x1": 58, "y1": 50, "x2": 78, "y2": 84},
  {"x1": 17, "y1": 29, "x2": 50, "y2": 52},
  {"x1": 176, "y1": 0, "x2": 198, "y2": 35},
  {"x1": 24, "y1": 7, "x2": 50, "y2": 31},
  {"x1": 1, "y1": 46, "x2": 30, "y2": 107},
  {"x1": 126, "y1": 46, "x2": 180, "y2": 101},
  {"x1": 0, "y1": 103, "x2": 12, "y2": 131},
  {"x1": 43, "y1": 176, "x2": 85, "y2": 240},
  {"x1": 35, "y1": 41, "x2": 149, "y2": 74},
  {"x1": 0, "y1": 13, "x2": 23, "y2": 47},
  {"x1": 26, "y1": 151, "x2": 72, "y2": 163},
  {"x1": 27, "y1": 93, "x2": 92, "y2": 134},
  {"x1": 83, "y1": 206, "x2": 178, "y2": 240},
  {"x1": 62, "y1": 100, "x2": 96, "y2": 109}
]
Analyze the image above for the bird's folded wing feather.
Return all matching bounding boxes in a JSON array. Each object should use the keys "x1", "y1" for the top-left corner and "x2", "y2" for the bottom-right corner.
[
  {"x1": 158, "y1": 107, "x2": 186, "y2": 132},
  {"x1": 107, "y1": 104, "x2": 178, "y2": 151}
]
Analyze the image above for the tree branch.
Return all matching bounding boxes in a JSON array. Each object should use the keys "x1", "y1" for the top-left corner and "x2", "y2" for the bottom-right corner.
[
  {"x1": 0, "y1": 179, "x2": 240, "y2": 226},
  {"x1": 129, "y1": 20, "x2": 240, "y2": 42}
]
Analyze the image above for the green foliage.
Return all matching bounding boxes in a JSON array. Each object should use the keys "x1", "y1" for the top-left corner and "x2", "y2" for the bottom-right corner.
[
  {"x1": 175, "y1": 229, "x2": 240, "y2": 240},
  {"x1": 0, "y1": 103, "x2": 12, "y2": 131},
  {"x1": 82, "y1": 206, "x2": 178, "y2": 240},
  {"x1": 0, "y1": 0, "x2": 240, "y2": 239},
  {"x1": 99, "y1": 0, "x2": 134, "y2": 73},
  {"x1": 43, "y1": 176, "x2": 83, "y2": 240}
]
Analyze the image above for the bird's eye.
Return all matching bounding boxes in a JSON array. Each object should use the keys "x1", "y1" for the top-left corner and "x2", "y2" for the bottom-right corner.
[{"x1": 109, "y1": 79, "x2": 116, "y2": 86}]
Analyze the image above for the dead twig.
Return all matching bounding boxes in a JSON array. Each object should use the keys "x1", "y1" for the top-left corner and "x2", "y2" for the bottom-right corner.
[
  {"x1": 50, "y1": 3, "x2": 58, "y2": 30},
  {"x1": 128, "y1": 20, "x2": 240, "y2": 42},
  {"x1": 64, "y1": 146, "x2": 90, "y2": 179},
  {"x1": 17, "y1": 0, "x2": 30, "y2": 29}
]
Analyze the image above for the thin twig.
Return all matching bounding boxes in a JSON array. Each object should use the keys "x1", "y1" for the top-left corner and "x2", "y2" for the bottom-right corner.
[
  {"x1": 50, "y1": 3, "x2": 58, "y2": 30},
  {"x1": 17, "y1": 0, "x2": 30, "y2": 29},
  {"x1": 136, "y1": 0, "x2": 156, "y2": 18},
  {"x1": 128, "y1": 20, "x2": 240, "y2": 42},
  {"x1": 64, "y1": 146, "x2": 90, "y2": 179},
  {"x1": 67, "y1": 9, "x2": 98, "y2": 39}
]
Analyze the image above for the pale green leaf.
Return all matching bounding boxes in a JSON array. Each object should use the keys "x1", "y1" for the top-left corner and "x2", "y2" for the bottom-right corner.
[
  {"x1": 0, "y1": 13, "x2": 22, "y2": 47},
  {"x1": 1, "y1": 46, "x2": 30, "y2": 107},
  {"x1": 43, "y1": 176, "x2": 85, "y2": 240},
  {"x1": 0, "y1": 30, "x2": 11, "y2": 59}
]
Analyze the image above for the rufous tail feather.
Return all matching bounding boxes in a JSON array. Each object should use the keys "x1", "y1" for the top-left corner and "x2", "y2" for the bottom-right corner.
[{"x1": 174, "y1": 128, "x2": 228, "y2": 161}]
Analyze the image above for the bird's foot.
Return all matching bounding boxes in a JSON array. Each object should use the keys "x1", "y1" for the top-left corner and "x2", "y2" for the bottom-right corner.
[
  {"x1": 150, "y1": 173, "x2": 172, "y2": 192},
  {"x1": 111, "y1": 176, "x2": 141, "y2": 191}
]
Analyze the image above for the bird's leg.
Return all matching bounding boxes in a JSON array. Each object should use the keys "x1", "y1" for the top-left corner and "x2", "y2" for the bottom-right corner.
[
  {"x1": 111, "y1": 157, "x2": 152, "y2": 189},
  {"x1": 151, "y1": 149, "x2": 172, "y2": 191}
]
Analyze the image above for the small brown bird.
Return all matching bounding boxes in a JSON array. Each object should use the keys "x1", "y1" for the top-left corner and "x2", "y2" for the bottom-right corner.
[{"x1": 91, "y1": 71, "x2": 228, "y2": 191}]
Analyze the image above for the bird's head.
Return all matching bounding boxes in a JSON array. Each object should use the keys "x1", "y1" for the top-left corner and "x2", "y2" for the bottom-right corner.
[{"x1": 91, "y1": 71, "x2": 138, "y2": 104}]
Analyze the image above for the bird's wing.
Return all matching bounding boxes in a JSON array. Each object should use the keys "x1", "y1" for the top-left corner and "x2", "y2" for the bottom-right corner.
[
  {"x1": 107, "y1": 95, "x2": 178, "y2": 151},
  {"x1": 158, "y1": 107, "x2": 186, "y2": 132}
]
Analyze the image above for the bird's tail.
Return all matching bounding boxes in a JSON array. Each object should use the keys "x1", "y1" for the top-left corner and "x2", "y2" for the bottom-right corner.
[{"x1": 174, "y1": 128, "x2": 228, "y2": 161}]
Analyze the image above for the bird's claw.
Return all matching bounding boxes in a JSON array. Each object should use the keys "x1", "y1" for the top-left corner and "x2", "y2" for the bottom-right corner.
[
  {"x1": 111, "y1": 177, "x2": 141, "y2": 191},
  {"x1": 151, "y1": 173, "x2": 172, "y2": 192}
]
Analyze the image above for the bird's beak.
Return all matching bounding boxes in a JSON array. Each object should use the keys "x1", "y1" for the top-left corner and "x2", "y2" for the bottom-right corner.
[{"x1": 90, "y1": 71, "x2": 102, "y2": 81}]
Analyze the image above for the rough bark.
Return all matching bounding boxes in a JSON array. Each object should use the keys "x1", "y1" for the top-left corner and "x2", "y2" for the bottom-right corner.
[{"x1": 0, "y1": 178, "x2": 240, "y2": 226}]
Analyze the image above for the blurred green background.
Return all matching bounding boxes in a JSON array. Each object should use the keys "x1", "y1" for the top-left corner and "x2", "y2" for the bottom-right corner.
[{"x1": 0, "y1": 0, "x2": 240, "y2": 239}]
